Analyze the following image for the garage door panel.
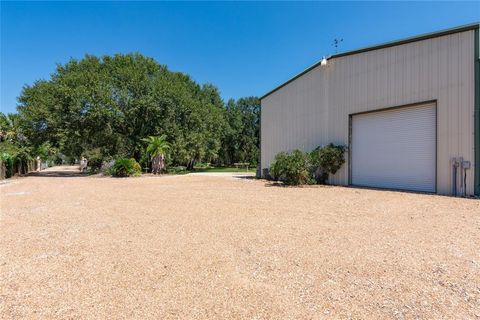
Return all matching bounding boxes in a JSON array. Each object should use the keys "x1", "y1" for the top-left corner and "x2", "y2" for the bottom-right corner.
[{"x1": 351, "y1": 103, "x2": 436, "y2": 192}]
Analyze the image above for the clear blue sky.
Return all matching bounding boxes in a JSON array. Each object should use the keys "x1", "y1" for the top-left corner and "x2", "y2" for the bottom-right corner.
[{"x1": 1, "y1": 1, "x2": 479, "y2": 113}]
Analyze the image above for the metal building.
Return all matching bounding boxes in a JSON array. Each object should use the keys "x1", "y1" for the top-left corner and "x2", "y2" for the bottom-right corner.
[{"x1": 260, "y1": 23, "x2": 480, "y2": 196}]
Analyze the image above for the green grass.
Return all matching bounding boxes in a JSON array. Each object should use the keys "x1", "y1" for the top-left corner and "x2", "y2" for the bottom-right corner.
[
  {"x1": 193, "y1": 166, "x2": 252, "y2": 173},
  {"x1": 163, "y1": 165, "x2": 254, "y2": 175}
]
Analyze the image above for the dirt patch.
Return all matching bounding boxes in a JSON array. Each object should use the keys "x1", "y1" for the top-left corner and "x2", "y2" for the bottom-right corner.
[{"x1": 1, "y1": 168, "x2": 479, "y2": 319}]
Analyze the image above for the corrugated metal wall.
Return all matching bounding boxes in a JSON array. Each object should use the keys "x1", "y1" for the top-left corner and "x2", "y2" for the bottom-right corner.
[{"x1": 261, "y1": 30, "x2": 476, "y2": 195}]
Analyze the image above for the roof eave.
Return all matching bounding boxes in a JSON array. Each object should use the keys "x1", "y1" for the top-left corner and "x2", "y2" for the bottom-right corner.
[{"x1": 260, "y1": 22, "x2": 480, "y2": 101}]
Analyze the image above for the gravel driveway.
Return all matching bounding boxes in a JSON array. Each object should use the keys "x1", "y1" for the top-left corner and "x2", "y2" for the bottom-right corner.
[{"x1": 1, "y1": 166, "x2": 479, "y2": 319}]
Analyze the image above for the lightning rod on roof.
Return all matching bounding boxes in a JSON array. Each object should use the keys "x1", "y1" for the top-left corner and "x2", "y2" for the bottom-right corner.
[{"x1": 332, "y1": 38, "x2": 343, "y2": 53}]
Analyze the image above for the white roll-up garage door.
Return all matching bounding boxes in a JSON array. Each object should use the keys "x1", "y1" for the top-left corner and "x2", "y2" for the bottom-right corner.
[{"x1": 351, "y1": 103, "x2": 436, "y2": 192}]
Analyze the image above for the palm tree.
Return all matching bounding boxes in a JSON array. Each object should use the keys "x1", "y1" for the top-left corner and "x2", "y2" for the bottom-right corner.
[
  {"x1": 142, "y1": 135, "x2": 171, "y2": 174},
  {"x1": 0, "y1": 113, "x2": 20, "y2": 142}
]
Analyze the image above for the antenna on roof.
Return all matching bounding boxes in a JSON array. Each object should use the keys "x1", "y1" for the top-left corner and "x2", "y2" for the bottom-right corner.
[{"x1": 332, "y1": 38, "x2": 343, "y2": 53}]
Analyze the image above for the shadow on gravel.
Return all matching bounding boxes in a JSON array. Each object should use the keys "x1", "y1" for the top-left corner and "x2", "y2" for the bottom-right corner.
[
  {"x1": 232, "y1": 175, "x2": 257, "y2": 180},
  {"x1": 27, "y1": 171, "x2": 86, "y2": 178},
  {"x1": 263, "y1": 182, "x2": 335, "y2": 189}
]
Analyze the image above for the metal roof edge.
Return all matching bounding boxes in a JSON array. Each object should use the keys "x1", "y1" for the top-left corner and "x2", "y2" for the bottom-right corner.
[{"x1": 260, "y1": 22, "x2": 480, "y2": 100}]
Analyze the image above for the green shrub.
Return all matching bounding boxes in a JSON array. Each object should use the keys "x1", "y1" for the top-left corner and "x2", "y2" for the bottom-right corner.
[
  {"x1": 132, "y1": 159, "x2": 142, "y2": 173},
  {"x1": 310, "y1": 143, "x2": 346, "y2": 184},
  {"x1": 103, "y1": 162, "x2": 115, "y2": 176},
  {"x1": 0, "y1": 153, "x2": 14, "y2": 178},
  {"x1": 268, "y1": 144, "x2": 346, "y2": 186},
  {"x1": 111, "y1": 158, "x2": 142, "y2": 177},
  {"x1": 82, "y1": 148, "x2": 104, "y2": 172},
  {"x1": 270, "y1": 150, "x2": 312, "y2": 185},
  {"x1": 54, "y1": 155, "x2": 64, "y2": 165},
  {"x1": 269, "y1": 152, "x2": 287, "y2": 180},
  {"x1": 0, "y1": 151, "x2": 33, "y2": 176},
  {"x1": 167, "y1": 166, "x2": 188, "y2": 174}
]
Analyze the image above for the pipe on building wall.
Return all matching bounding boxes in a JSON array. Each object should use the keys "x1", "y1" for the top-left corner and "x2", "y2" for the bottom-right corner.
[
  {"x1": 453, "y1": 157, "x2": 472, "y2": 197},
  {"x1": 462, "y1": 160, "x2": 471, "y2": 197},
  {"x1": 452, "y1": 158, "x2": 459, "y2": 196},
  {"x1": 459, "y1": 157, "x2": 464, "y2": 196}
]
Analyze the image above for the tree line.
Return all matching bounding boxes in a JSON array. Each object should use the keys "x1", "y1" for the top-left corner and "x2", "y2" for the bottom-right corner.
[{"x1": 0, "y1": 53, "x2": 260, "y2": 171}]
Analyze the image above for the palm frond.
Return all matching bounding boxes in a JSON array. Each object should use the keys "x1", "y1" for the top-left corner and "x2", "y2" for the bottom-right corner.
[{"x1": 142, "y1": 135, "x2": 171, "y2": 160}]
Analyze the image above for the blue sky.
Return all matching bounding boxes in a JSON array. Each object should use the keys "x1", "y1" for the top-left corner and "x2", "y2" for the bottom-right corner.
[{"x1": 1, "y1": 1, "x2": 479, "y2": 113}]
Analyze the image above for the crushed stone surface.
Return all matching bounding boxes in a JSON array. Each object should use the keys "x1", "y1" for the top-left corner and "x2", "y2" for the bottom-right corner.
[{"x1": 1, "y1": 166, "x2": 479, "y2": 319}]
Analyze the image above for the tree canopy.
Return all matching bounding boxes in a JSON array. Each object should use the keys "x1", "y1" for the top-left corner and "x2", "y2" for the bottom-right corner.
[
  {"x1": 221, "y1": 97, "x2": 260, "y2": 165},
  {"x1": 1, "y1": 53, "x2": 261, "y2": 169}
]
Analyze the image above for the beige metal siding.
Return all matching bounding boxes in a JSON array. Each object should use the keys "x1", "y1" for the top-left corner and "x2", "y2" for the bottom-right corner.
[{"x1": 261, "y1": 30, "x2": 476, "y2": 195}]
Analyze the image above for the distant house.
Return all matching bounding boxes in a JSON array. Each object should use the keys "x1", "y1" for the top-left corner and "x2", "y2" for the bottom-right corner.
[{"x1": 261, "y1": 23, "x2": 480, "y2": 196}]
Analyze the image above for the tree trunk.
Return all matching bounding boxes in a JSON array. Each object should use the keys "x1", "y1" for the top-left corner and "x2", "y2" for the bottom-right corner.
[
  {"x1": 186, "y1": 158, "x2": 195, "y2": 171},
  {"x1": 152, "y1": 154, "x2": 165, "y2": 174}
]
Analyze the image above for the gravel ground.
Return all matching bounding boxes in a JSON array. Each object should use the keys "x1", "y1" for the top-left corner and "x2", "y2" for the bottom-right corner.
[{"x1": 1, "y1": 166, "x2": 479, "y2": 319}]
